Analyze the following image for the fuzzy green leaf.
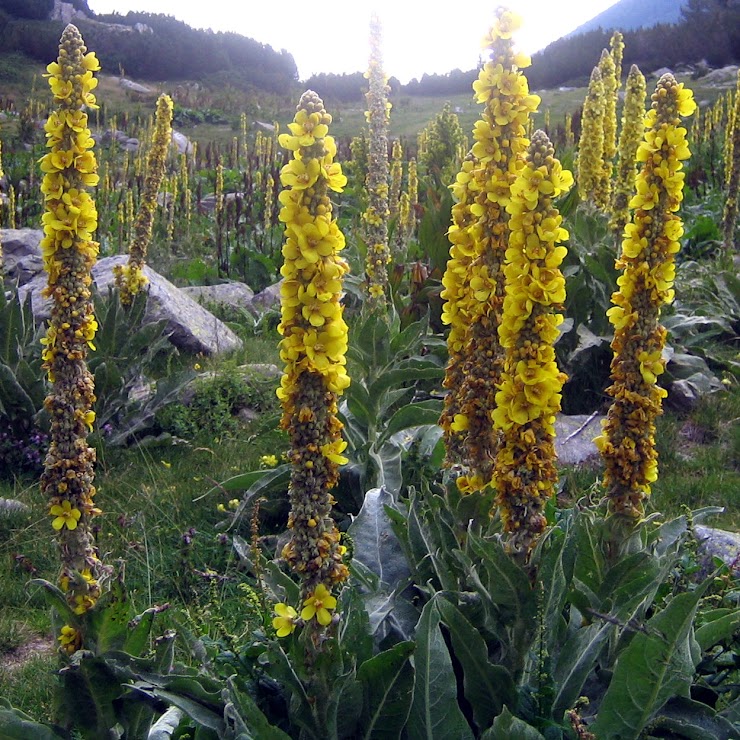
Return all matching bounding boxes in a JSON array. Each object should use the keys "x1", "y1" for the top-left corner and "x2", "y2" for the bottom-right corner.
[
  {"x1": 358, "y1": 641, "x2": 415, "y2": 740},
  {"x1": 591, "y1": 581, "x2": 710, "y2": 739},
  {"x1": 0, "y1": 705, "x2": 64, "y2": 739},
  {"x1": 408, "y1": 599, "x2": 474, "y2": 740},
  {"x1": 481, "y1": 707, "x2": 545, "y2": 739},
  {"x1": 695, "y1": 609, "x2": 740, "y2": 651}
]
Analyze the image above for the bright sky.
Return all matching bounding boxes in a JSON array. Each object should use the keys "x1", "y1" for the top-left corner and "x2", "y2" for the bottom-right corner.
[{"x1": 86, "y1": 1, "x2": 620, "y2": 84}]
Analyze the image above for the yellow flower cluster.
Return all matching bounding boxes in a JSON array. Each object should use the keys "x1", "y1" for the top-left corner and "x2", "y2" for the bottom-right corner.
[
  {"x1": 722, "y1": 70, "x2": 740, "y2": 251},
  {"x1": 276, "y1": 90, "x2": 349, "y2": 612},
  {"x1": 610, "y1": 31, "x2": 624, "y2": 90},
  {"x1": 596, "y1": 73, "x2": 695, "y2": 519},
  {"x1": 598, "y1": 49, "x2": 617, "y2": 205},
  {"x1": 440, "y1": 8, "x2": 539, "y2": 490},
  {"x1": 492, "y1": 130, "x2": 573, "y2": 559},
  {"x1": 576, "y1": 66, "x2": 606, "y2": 206},
  {"x1": 39, "y1": 24, "x2": 108, "y2": 623},
  {"x1": 362, "y1": 13, "x2": 392, "y2": 310},
  {"x1": 610, "y1": 64, "x2": 646, "y2": 241},
  {"x1": 389, "y1": 139, "x2": 403, "y2": 220},
  {"x1": 114, "y1": 93, "x2": 173, "y2": 305}
]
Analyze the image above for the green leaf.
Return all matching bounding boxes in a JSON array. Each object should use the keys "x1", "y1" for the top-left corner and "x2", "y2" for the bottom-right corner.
[
  {"x1": 358, "y1": 642, "x2": 415, "y2": 740},
  {"x1": 146, "y1": 706, "x2": 186, "y2": 740},
  {"x1": 28, "y1": 578, "x2": 77, "y2": 625},
  {"x1": 407, "y1": 600, "x2": 474, "y2": 740},
  {"x1": 434, "y1": 596, "x2": 517, "y2": 730},
  {"x1": 649, "y1": 697, "x2": 738, "y2": 740},
  {"x1": 591, "y1": 581, "x2": 711, "y2": 739},
  {"x1": 481, "y1": 707, "x2": 545, "y2": 739},
  {"x1": 223, "y1": 677, "x2": 292, "y2": 739},
  {"x1": 572, "y1": 512, "x2": 605, "y2": 595},
  {"x1": 376, "y1": 401, "x2": 442, "y2": 448},
  {"x1": 0, "y1": 706, "x2": 64, "y2": 739},
  {"x1": 88, "y1": 575, "x2": 133, "y2": 653},
  {"x1": 695, "y1": 609, "x2": 740, "y2": 651}
]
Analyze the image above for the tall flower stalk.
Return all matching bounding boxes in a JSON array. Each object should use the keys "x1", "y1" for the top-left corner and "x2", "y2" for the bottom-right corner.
[
  {"x1": 39, "y1": 24, "x2": 108, "y2": 646},
  {"x1": 595, "y1": 74, "x2": 695, "y2": 521},
  {"x1": 362, "y1": 13, "x2": 391, "y2": 311},
  {"x1": 598, "y1": 49, "x2": 617, "y2": 205},
  {"x1": 276, "y1": 90, "x2": 349, "y2": 635},
  {"x1": 576, "y1": 66, "x2": 605, "y2": 205},
  {"x1": 721, "y1": 70, "x2": 740, "y2": 252},
  {"x1": 492, "y1": 130, "x2": 573, "y2": 560},
  {"x1": 440, "y1": 8, "x2": 539, "y2": 492},
  {"x1": 610, "y1": 64, "x2": 646, "y2": 242},
  {"x1": 114, "y1": 93, "x2": 173, "y2": 305}
]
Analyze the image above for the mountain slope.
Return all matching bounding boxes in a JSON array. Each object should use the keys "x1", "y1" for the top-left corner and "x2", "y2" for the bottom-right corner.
[{"x1": 567, "y1": 0, "x2": 687, "y2": 36}]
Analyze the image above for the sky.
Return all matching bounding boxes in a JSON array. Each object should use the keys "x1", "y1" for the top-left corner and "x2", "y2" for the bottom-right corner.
[{"x1": 86, "y1": 1, "x2": 621, "y2": 84}]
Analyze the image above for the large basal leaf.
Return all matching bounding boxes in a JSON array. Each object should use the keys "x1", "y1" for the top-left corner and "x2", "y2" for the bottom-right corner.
[
  {"x1": 434, "y1": 596, "x2": 517, "y2": 731},
  {"x1": 375, "y1": 400, "x2": 442, "y2": 448},
  {"x1": 481, "y1": 707, "x2": 545, "y2": 739},
  {"x1": 358, "y1": 642, "x2": 415, "y2": 740},
  {"x1": 591, "y1": 581, "x2": 710, "y2": 739},
  {"x1": 349, "y1": 488, "x2": 410, "y2": 601},
  {"x1": 146, "y1": 706, "x2": 185, "y2": 740},
  {"x1": 407, "y1": 600, "x2": 474, "y2": 740},
  {"x1": 695, "y1": 608, "x2": 740, "y2": 651},
  {"x1": 88, "y1": 576, "x2": 133, "y2": 653},
  {"x1": 572, "y1": 512, "x2": 605, "y2": 595},
  {"x1": 223, "y1": 677, "x2": 292, "y2": 740}
]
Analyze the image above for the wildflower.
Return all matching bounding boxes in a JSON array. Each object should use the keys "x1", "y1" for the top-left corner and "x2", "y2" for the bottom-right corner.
[
  {"x1": 599, "y1": 48, "x2": 618, "y2": 202},
  {"x1": 440, "y1": 8, "x2": 539, "y2": 489},
  {"x1": 493, "y1": 130, "x2": 572, "y2": 560},
  {"x1": 610, "y1": 65, "x2": 647, "y2": 241},
  {"x1": 260, "y1": 454, "x2": 279, "y2": 468},
  {"x1": 362, "y1": 14, "x2": 391, "y2": 311},
  {"x1": 597, "y1": 74, "x2": 695, "y2": 520},
  {"x1": 300, "y1": 584, "x2": 337, "y2": 626},
  {"x1": 58, "y1": 625, "x2": 81, "y2": 654},
  {"x1": 40, "y1": 24, "x2": 109, "y2": 617},
  {"x1": 278, "y1": 90, "x2": 349, "y2": 622},
  {"x1": 721, "y1": 70, "x2": 740, "y2": 252},
  {"x1": 50, "y1": 500, "x2": 82, "y2": 531},
  {"x1": 114, "y1": 93, "x2": 173, "y2": 305},
  {"x1": 576, "y1": 66, "x2": 606, "y2": 206},
  {"x1": 272, "y1": 603, "x2": 299, "y2": 637}
]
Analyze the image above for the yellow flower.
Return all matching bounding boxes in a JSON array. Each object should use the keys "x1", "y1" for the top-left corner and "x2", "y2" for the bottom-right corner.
[
  {"x1": 300, "y1": 584, "x2": 337, "y2": 626},
  {"x1": 272, "y1": 603, "x2": 298, "y2": 637},
  {"x1": 50, "y1": 500, "x2": 82, "y2": 531},
  {"x1": 58, "y1": 625, "x2": 80, "y2": 654},
  {"x1": 280, "y1": 159, "x2": 320, "y2": 190},
  {"x1": 260, "y1": 454, "x2": 279, "y2": 468}
]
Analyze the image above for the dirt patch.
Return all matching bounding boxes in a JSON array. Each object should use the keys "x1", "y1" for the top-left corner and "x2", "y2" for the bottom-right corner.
[{"x1": 0, "y1": 636, "x2": 56, "y2": 672}]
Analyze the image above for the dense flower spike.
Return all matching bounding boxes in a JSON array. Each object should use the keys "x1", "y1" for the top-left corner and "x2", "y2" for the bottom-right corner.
[
  {"x1": 595, "y1": 73, "x2": 695, "y2": 519},
  {"x1": 610, "y1": 65, "x2": 647, "y2": 241},
  {"x1": 576, "y1": 66, "x2": 606, "y2": 205},
  {"x1": 39, "y1": 24, "x2": 109, "y2": 623},
  {"x1": 493, "y1": 130, "x2": 573, "y2": 559},
  {"x1": 389, "y1": 139, "x2": 403, "y2": 220},
  {"x1": 440, "y1": 8, "x2": 539, "y2": 489},
  {"x1": 114, "y1": 93, "x2": 173, "y2": 304},
  {"x1": 598, "y1": 49, "x2": 617, "y2": 205},
  {"x1": 721, "y1": 70, "x2": 740, "y2": 252},
  {"x1": 610, "y1": 31, "x2": 624, "y2": 93},
  {"x1": 362, "y1": 14, "x2": 391, "y2": 310},
  {"x1": 277, "y1": 90, "x2": 349, "y2": 615}
]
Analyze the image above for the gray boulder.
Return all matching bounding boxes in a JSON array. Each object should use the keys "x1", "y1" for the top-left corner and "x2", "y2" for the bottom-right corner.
[
  {"x1": 1, "y1": 228, "x2": 44, "y2": 285},
  {"x1": 18, "y1": 254, "x2": 243, "y2": 356},
  {"x1": 554, "y1": 413, "x2": 604, "y2": 466},
  {"x1": 171, "y1": 130, "x2": 193, "y2": 155},
  {"x1": 695, "y1": 525, "x2": 740, "y2": 574},
  {"x1": 182, "y1": 282, "x2": 254, "y2": 311},
  {"x1": 245, "y1": 280, "x2": 282, "y2": 317}
]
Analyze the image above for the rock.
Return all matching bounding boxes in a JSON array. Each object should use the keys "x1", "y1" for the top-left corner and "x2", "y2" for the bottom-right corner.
[
  {"x1": 695, "y1": 525, "x2": 740, "y2": 574},
  {"x1": 0, "y1": 228, "x2": 44, "y2": 285},
  {"x1": 245, "y1": 280, "x2": 283, "y2": 316},
  {"x1": 182, "y1": 282, "x2": 255, "y2": 311},
  {"x1": 700, "y1": 65, "x2": 739, "y2": 87},
  {"x1": 171, "y1": 130, "x2": 193, "y2": 155},
  {"x1": 19, "y1": 254, "x2": 243, "y2": 357},
  {"x1": 652, "y1": 67, "x2": 674, "y2": 79},
  {"x1": 119, "y1": 78, "x2": 154, "y2": 95},
  {"x1": 554, "y1": 413, "x2": 605, "y2": 466}
]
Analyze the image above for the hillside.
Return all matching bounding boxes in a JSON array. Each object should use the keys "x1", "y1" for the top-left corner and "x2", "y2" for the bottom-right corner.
[{"x1": 566, "y1": 0, "x2": 687, "y2": 36}]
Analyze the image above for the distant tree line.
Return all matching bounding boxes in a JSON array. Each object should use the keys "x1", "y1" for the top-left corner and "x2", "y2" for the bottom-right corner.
[{"x1": 0, "y1": 7, "x2": 298, "y2": 94}]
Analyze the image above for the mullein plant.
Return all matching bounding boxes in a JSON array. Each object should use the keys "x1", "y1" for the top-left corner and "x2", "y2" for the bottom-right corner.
[
  {"x1": 492, "y1": 130, "x2": 573, "y2": 560},
  {"x1": 595, "y1": 74, "x2": 695, "y2": 524},
  {"x1": 609, "y1": 64, "x2": 647, "y2": 242},
  {"x1": 598, "y1": 49, "x2": 618, "y2": 204},
  {"x1": 389, "y1": 139, "x2": 402, "y2": 220},
  {"x1": 114, "y1": 93, "x2": 173, "y2": 305},
  {"x1": 274, "y1": 90, "x2": 349, "y2": 643},
  {"x1": 439, "y1": 8, "x2": 539, "y2": 492},
  {"x1": 610, "y1": 30, "x2": 624, "y2": 92},
  {"x1": 576, "y1": 66, "x2": 606, "y2": 206},
  {"x1": 721, "y1": 70, "x2": 740, "y2": 252},
  {"x1": 39, "y1": 24, "x2": 109, "y2": 651},
  {"x1": 362, "y1": 13, "x2": 392, "y2": 310}
]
